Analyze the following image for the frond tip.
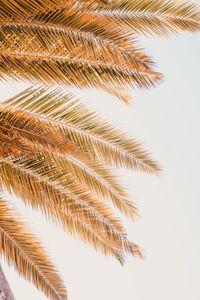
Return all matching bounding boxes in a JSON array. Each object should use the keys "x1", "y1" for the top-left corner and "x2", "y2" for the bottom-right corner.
[{"x1": 0, "y1": 191, "x2": 67, "y2": 300}]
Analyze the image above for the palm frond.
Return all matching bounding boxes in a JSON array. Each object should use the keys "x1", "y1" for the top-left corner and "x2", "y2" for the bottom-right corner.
[
  {"x1": 5, "y1": 87, "x2": 160, "y2": 173},
  {"x1": 0, "y1": 57, "x2": 161, "y2": 101},
  {"x1": 0, "y1": 103, "x2": 75, "y2": 155},
  {"x1": 0, "y1": 20, "x2": 152, "y2": 72},
  {"x1": 0, "y1": 130, "x2": 33, "y2": 158},
  {"x1": 0, "y1": 0, "x2": 69, "y2": 19},
  {"x1": 90, "y1": 0, "x2": 200, "y2": 35},
  {"x1": 0, "y1": 156, "x2": 142, "y2": 261},
  {"x1": 56, "y1": 153, "x2": 138, "y2": 219},
  {"x1": 0, "y1": 16, "x2": 162, "y2": 99},
  {"x1": 0, "y1": 190, "x2": 67, "y2": 300},
  {"x1": 29, "y1": 7, "x2": 155, "y2": 66},
  {"x1": 1, "y1": 154, "x2": 125, "y2": 234}
]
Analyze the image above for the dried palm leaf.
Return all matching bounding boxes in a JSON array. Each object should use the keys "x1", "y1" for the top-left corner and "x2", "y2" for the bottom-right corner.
[
  {"x1": 55, "y1": 153, "x2": 138, "y2": 219},
  {"x1": 0, "y1": 46, "x2": 161, "y2": 102},
  {"x1": 0, "y1": 190, "x2": 67, "y2": 300},
  {"x1": 28, "y1": 7, "x2": 154, "y2": 66}
]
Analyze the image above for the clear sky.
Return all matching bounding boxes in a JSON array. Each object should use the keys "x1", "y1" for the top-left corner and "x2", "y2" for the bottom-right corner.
[{"x1": 0, "y1": 9, "x2": 200, "y2": 300}]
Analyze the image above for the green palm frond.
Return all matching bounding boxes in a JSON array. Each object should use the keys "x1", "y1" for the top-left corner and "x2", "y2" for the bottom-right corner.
[{"x1": 0, "y1": 190, "x2": 67, "y2": 300}]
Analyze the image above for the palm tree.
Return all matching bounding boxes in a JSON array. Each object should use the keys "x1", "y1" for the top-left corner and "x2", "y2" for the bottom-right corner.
[{"x1": 0, "y1": 0, "x2": 199, "y2": 299}]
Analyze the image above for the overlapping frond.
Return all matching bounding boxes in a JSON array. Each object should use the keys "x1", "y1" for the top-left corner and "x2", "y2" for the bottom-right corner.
[
  {"x1": 89, "y1": 0, "x2": 200, "y2": 35},
  {"x1": 0, "y1": 154, "x2": 142, "y2": 262},
  {"x1": 0, "y1": 20, "x2": 151, "y2": 72},
  {"x1": 0, "y1": 5, "x2": 163, "y2": 100},
  {"x1": 1, "y1": 0, "x2": 198, "y2": 104},
  {"x1": 0, "y1": 0, "x2": 199, "y2": 297},
  {"x1": 28, "y1": 7, "x2": 155, "y2": 66},
  {"x1": 5, "y1": 87, "x2": 160, "y2": 173},
  {"x1": 0, "y1": 103, "x2": 75, "y2": 155},
  {"x1": 0, "y1": 191, "x2": 67, "y2": 300},
  {"x1": 0, "y1": 0, "x2": 70, "y2": 19}
]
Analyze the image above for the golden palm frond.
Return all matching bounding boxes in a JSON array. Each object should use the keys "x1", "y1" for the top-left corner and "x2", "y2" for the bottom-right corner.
[
  {"x1": 0, "y1": 130, "x2": 33, "y2": 158},
  {"x1": 0, "y1": 155, "x2": 142, "y2": 262},
  {"x1": 0, "y1": 190, "x2": 67, "y2": 300},
  {"x1": 0, "y1": 6, "x2": 162, "y2": 100},
  {"x1": 0, "y1": 103, "x2": 75, "y2": 155},
  {"x1": 0, "y1": 54, "x2": 161, "y2": 99},
  {"x1": 0, "y1": 0, "x2": 199, "y2": 298},
  {"x1": 0, "y1": 19, "x2": 151, "y2": 72},
  {"x1": 0, "y1": 0, "x2": 71, "y2": 19},
  {"x1": 28, "y1": 7, "x2": 155, "y2": 66},
  {"x1": 55, "y1": 153, "x2": 138, "y2": 219},
  {"x1": 5, "y1": 87, "x2": 160, "y2": 173},
  {"x1": 88, "y1": 0, "x2": 200, "y2": 35},
  {"x1": 0, "y1": 0, "x2": 113, "y2": 20}
]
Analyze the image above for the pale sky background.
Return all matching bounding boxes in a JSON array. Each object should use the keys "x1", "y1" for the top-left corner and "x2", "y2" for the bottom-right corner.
[{"x1": 0, "y1": 9, "x2": 200, "y2": 300}]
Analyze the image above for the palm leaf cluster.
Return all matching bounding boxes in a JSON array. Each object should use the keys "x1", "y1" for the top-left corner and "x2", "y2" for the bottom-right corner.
[{"x1": 0, "y1": 0, "x2": 199, "y2": 299}]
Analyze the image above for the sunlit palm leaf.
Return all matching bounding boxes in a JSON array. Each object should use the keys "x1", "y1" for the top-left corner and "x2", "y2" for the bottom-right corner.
[
  {"x1": 0, "y1": 0, "x2": 69, "y2": 19},
  {"x1": 0, "y1": 156, "x2": 142, "y2": 261},
  {"x1": 0, "y1": 103, "x2": 75, "y2": 155},
  {"x1": 0, "y1": 55, "x2": 161, "y2": 97},
  {"x1": 0, "y1": 191, "x2": 67, "y2": 300},
  {"x1": 28, "y1": 7, "x2": 155, "y2": 66},
  {"x1": 0, "y1": 20, "x2": 151, "y2": 72},
  {"x1": 2, "y1": 87, "x2": 160, "y2": 219},
  {"x1": 5, "y1": 87, "x2": 160, "y2": 173},
  {"x1": 90, "y1": 0, "x2": 200, "y2": 35}
]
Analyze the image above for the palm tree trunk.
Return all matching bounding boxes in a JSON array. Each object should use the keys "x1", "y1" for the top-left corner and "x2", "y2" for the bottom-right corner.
[{"x1": 0, "y1": 264, "x2": 15, "y2": 300}]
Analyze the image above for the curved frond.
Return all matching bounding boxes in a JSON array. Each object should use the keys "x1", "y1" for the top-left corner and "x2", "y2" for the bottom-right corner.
[
  {"x1": 0, "y1": 55, "x2": 161, "y2": 96},
  {"x1": 0, "y1": 156, "x2": 142, "y2": 261},
  {"x1": 29, "y1": 7, "x2": 155, "y2": 66},
  {"x1": 5, "y1": 87, "x2": 160, "y2": 173},
  {"x1": 57, "y1": 153, "x2": 138, "y2": 219},
  {"x1": 0, "y1": 191, "x2": 67, "y2": 300},
  {"x1": 0, "y1": 20, "x2": 152, "y2": 73},
  {"x1": 91, "y1": 0, "x2": 200, "y2": 35}
]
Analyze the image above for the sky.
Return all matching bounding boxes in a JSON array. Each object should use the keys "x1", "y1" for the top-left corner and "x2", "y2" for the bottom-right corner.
[{"x1": 0, "y1": 11, "x2": 200, "y2": 300}]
